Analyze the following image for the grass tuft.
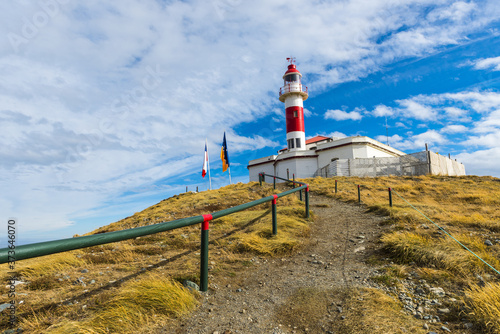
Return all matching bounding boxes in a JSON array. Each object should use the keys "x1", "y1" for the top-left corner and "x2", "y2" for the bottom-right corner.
[{"x1": 465, "y1": 283, "x2": 500, "y2": 333}]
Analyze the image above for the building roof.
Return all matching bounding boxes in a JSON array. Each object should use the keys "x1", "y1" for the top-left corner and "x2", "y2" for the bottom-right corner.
[{"x1": 305, "y1": 135, "x2": 330, "y2": 145}]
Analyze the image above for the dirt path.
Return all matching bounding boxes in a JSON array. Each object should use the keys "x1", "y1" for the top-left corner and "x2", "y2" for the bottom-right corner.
[{"x1": 157, "y1": 192, "x2": 390, "y2": 334}]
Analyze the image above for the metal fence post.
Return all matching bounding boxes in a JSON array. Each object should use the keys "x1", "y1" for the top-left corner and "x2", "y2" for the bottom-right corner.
[
  {"x1": 259, "y1": 173, "x2": 262, "y2": 186},
  {"x1": 357, "y1": 185, "x2": 361, "y2": 204},
  {"x1": 200, "y1": 214, "x2": 212, "y2": 292},
  {"x1": 273, "y1": 176, "x2": 276, "y2": 189},
  {"x1": 287, "y1": 169, "x2": 289, "y2": 180},
  {"x1": 388, "y1": 187, "x2": 393, "y2": 207},
  {"x1": 272, "y1": 195, "x2": 278, "y2": 235},
  {"x1": 293, "y1": 174, "x2": 295, "y2": 189},
  {"x1": 335, "y1": 180, "x2": 338, "y2": 194},
  {"x1": 305, "y1": 185, "x2": 310, "y2": 218}
]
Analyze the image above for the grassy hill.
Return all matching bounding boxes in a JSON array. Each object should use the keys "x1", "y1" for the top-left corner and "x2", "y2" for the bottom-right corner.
[
  {"x1": 0, "y1": 183, "x2": 309, "y2": 333},
  {"x1": 1, "y1": 176, "x2": 500, "y2": 333}
]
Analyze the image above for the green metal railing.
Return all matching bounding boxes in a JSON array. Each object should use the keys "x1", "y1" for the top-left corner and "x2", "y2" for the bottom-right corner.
[{"x1": 1, "y1": 174, "x2": 309, "y2": 292}]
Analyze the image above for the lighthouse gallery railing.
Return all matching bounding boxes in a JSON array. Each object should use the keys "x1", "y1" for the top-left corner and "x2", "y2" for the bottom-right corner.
[{"x1": 279, "y1": 83, "x2": 308, "y2": 97}]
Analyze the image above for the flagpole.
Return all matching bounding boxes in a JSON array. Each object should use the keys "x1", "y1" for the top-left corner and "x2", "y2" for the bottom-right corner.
[
  {"x1": 207, "y1": 139, "x2": 212, "y2": 190},
  {"x1": 228, "y1": 166, "x2": 232, "y2": 184}
]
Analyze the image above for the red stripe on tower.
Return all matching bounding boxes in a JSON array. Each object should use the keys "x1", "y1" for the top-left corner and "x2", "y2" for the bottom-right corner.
[{"x1": 285, "y1": 106, "x2": 305, "y2": 132}]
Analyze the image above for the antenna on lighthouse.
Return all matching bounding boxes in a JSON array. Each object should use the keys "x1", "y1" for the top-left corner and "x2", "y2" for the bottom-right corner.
[{"x1": 286, "y1": 57, "x2": 296, "y2": 65}]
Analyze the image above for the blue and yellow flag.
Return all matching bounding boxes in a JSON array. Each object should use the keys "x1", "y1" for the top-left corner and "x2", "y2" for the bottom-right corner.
[{"x1": 220, "y1": 132, "x2": 230, "y2": 172}]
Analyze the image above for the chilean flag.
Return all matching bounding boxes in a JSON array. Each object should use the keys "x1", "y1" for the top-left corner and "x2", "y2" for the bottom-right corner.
[{"x1": 202, "y1": 140, "x2": 209, "y2": 178}]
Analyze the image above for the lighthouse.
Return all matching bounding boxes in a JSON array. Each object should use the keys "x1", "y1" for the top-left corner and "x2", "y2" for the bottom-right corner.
[{"x1": 279, "y1": 58, "x2": 308, "y2": 151}]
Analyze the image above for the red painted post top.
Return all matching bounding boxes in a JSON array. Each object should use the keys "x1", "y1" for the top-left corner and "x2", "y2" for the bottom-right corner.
[
  {"x1": 306, "y1": 185, "x2": 309, "y2": 192},
  {"x1": 272, "y1": 194, "x2": 278, "y2": 204},
  {"x1": 202, "y1": 214, "x2": 212, "y2": 231}
]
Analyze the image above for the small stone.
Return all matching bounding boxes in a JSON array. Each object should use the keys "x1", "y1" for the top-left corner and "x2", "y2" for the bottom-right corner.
[
  {"x1": 423, "y1": 323, "x2": 429, "y2": 330},
  {"x1": 236, "y1": 288, "x2": 243, "y2": 292},
  {"x1": 80, "y1": 269, "x2": 89, "y2": 273},
  {"x1": 182, "y1": 280, "x2": 199, "y2": 292},
  {"x1": 441, "y1": 326, "x2": 451, "y2": 332},
  {"x1": 354, "y1": 246, "x2": 365, "y2": 253},
  {"x1": 429, "y1": 287, "x2": 445, "y2": 297},
  {"x1": 438, "y1": 308, "x2": 450, "y2": 314},
  {"x1": 485, "y1": 240, "x2": 494, "y2": 246},
  {"x1": 90, "y1": 280, "x2": 96, "y2": 284},
  {"x1": 464, "y1": 323, "x2": 473, "y2": 329}
]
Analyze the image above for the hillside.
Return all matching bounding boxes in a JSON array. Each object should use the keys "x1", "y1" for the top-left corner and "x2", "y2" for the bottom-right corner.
[{"x1": 1, "y1": 176, "x2": 500, "y2": 333}]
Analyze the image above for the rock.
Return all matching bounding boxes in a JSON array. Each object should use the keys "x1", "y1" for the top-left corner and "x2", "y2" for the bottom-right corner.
[
  {"x1": 441, "y1": 326, "x2": 451, "y2": 332},
  {"x1": 80, "y1": 269, "x2": 89, "y2": 273},
  {"x1": 429, "y1": 287, "x2": 445, "y2": 297},
  {"x1": 182, "y1": 280, "x2": 199, "y2": 292},
  {"x1": 236, "y1": 288, "x2": 243, "y2": 292},
  {"x1": 423, "y1": 323, "x2": 429, "y2": 330},
  {"x1": 463, "y1": 323, "x2": 473, "y2": 329},
  {"x1": 438, "y1": 308, "x2": 450, "y2": 314},
  {"x1": 90, "y1": 280, "x2": 96, "y2": 284},
  {"x1": 354, "y1": 246, "x2": 365, "y2": 253},
  {"x1": 485, "y1": 240, "x2": 493, "y2": 246},
  {"x1": 0, "y1": 303, "x2": 12, "y2": 313}
]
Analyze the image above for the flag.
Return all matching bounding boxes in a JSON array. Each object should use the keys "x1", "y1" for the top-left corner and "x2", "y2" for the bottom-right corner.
[
  {"x1": 202, "y1": 140, "x2": 209, "y2": 178},
  {"x1": 221, "y1": 132, "x2": 230, "y2": 172}
]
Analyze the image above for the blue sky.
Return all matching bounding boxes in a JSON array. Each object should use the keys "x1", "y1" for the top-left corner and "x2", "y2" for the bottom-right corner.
[{"x1": 1, "y1": 0, "x2": 500, "y2": 244}]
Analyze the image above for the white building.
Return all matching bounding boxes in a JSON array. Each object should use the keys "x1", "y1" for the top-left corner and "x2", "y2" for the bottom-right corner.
[{"x1": 247, "y1": 60, "x2": 465, "y2": 181}]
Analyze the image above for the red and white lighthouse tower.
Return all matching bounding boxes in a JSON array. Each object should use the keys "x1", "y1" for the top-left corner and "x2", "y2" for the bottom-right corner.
[{"x1": 279, "y1": 58, "x2": 308, "y2": 151}]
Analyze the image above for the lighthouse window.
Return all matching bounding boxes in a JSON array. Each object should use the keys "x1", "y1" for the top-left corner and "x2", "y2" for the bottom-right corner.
[
  {"x1": 284, "y1": 74, "x2": 300, "y2": 84},
  {"x1": 296, "y1": 138, "x2": 301, "y2": 148},
  {"x1": 293, "y1": 110, "x2": 298, "y2": 117},
  {"x1": 288, "y1": 139, "x2": 294, "y2": 149}
]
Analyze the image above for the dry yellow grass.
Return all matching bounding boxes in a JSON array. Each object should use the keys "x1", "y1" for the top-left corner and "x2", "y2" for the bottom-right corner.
[{"x1": 465, "y1": 283, "x2": 500, "y2": 333}]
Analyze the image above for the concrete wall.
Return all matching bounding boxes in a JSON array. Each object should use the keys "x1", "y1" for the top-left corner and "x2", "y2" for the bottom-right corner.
[
  {"x1": 248, "y1": 161, "x2": 275, "y2": 182},
  {"x1": 428, "y1": 152, "x2": 466, "y2": 176}
]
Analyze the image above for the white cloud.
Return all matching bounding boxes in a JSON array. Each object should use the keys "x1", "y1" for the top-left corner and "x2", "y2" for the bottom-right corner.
[
  {"x1": 443, "y1": 91, "x2": 500, "y2": 113},
  {"x1": 473, "y1": 56, "x2": 500, "y2": 71},
  {"x1": 328, "y1": 131, "x2": 348, "y2": 139},
  {"x1": 456, "y1": 147, "x2": 500, "y2": 176},
  {"x1": 444, "y1": 107, "x2": 468, "y2": 117},
  {"x1": 441, "y1": 124, "x2": 468, "y2": 134},
  {"x1": 372, "y1": 105, "x2": 394, "y2": 117},
  {"x1": 324, "y1": 109, "x2": 363, "y2": 121},
  {"x1": 389, "y1": 130, "x2": 447, "y2": 151},
  {"x1": 396, "y1": 99, "x2": 437, "y2": 120}
]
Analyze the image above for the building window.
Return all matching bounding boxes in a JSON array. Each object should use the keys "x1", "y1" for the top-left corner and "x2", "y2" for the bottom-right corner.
[
  {"x1": 296, "y1": 138, "x2": 301, "y2": 148},
  {"x1": 288, "y1": 139, "x2": 294, "y2": 149},
  {"x1": 294, "y1": 110, "x2": 298, "y2": 117}
]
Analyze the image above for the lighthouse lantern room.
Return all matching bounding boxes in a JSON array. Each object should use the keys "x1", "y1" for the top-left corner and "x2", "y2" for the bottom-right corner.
[{"x1": 279, "y1": 57, "x2": 308, "y2": 152}]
